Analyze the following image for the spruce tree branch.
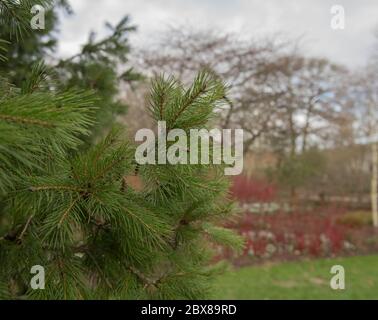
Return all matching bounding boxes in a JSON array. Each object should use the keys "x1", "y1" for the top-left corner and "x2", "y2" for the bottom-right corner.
[
  {"x1": 191, "y1": 181, "x2": 220, "y2": 192},
  {"x1": 158, "y1": 94, "x2": 165, "y2": 120},
  {"x1": 56, "y1": 258, "x2": 68, "y2": 300},
  {"x1": 127, "y1": 265, "x2": 169, "y2": 290},
  {"x1": 16, "y1": 214, "x2": 34, "y2": 243},
  {"x1": 170, "y1": 84, "x2": 207, "y2": 128},
  {"x1": 86, "y1": 251, "x2": 113, "y2": 290},
  {"x1": 170, "y1": 203, "x2": 199, "y2": 249},
  {"x1": 0, "y1": 1, "x2": 24, "y2": 28},
  {"x1": 57, "y1": 53, "x2": 81, "y2": 65},
  {"x1": 152, "y1": 85, "x2": 168, "y2": 120},
  {"x1": 29, "y1": 185, "x2": 87, "y2": 193},
  {"x1": 123, "y1": 206, "x2": 163, "y2": 239},
  {"x1": 127, "y1": 266, "x2": 153, "y2": 286},
  {"x1": 69, "y1": 165, "x2": 80, "y2": 182},
  {"x1": 171, "y1": 218, "x2": 190, "y2": 250},
  {"x1": 93, "y1": 141, "x2": 114, "y2": 165},
  {"x1": 0, "y1": 114, "x2": 55, "y2": 128},
  {"x1": 58, "y1": 197, "x2": 80, "y2": 226},
  {"x1": 92, "y1": 156, "x2": 125, "y2": 182}
]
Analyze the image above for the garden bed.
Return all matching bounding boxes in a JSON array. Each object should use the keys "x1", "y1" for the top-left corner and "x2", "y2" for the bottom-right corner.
[{"x1": 216, "y1": 207, "x2": 378, "y2": 266}]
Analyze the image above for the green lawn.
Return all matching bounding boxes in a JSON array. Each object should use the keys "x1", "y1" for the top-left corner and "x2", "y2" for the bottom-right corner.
[{"x1": 212, "y1": 255, "x2": 378, "y2": 299}]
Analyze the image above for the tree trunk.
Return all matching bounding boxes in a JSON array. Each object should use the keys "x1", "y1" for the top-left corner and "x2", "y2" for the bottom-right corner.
[{"x1": 371, "y1": 142, "x2": 378, "y2": 227}]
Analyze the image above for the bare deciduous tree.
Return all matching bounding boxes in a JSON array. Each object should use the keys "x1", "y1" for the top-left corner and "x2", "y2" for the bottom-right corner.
[{"x1": 133, "y1": 26, "x2": 290, "y2": 154}]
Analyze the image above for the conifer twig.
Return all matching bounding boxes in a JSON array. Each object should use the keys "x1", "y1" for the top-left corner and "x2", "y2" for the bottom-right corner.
[
  {"x1": 58, "y1": 197, "x2": 80, "y2": 226},
  {"x1": 29, "y1": 185, "x2": 87, "y2": 193},
  {"x1": 16, "y1": 214, "x2": 34, "y2": 243},
  {"x1": 0, "y1": 114, "x2": 55, "y2": 127}
]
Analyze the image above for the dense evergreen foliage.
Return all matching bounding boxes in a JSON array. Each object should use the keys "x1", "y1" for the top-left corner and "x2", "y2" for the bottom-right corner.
[{"x1": 0, "y1": 1, "x2": 242, "y2": 299}]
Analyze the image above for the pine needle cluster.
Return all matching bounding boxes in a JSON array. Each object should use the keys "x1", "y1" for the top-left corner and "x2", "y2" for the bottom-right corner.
[{"x1": 0, "y1": 1, "x2": 243, "y2": 300}]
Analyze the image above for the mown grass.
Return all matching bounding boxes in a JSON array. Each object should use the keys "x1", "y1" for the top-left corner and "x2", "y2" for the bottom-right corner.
[{"x1": 212, "y1": 255, "x2": 378, "y2": 299}]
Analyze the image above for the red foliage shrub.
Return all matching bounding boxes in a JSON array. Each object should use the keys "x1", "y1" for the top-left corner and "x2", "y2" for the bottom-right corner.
[
  {"x1": 216, "y1": 206, "x2": 361, "y2": 264},
  {"x1": 230, "y1": 175, "x2": 277, "y2": 203}
]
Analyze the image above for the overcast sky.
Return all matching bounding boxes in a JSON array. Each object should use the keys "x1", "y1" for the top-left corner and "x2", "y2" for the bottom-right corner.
[{"x1": 57, "y1": 0, "x2": 378, "y2": 68}]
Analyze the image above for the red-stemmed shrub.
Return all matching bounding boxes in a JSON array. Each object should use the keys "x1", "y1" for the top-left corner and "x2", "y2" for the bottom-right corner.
[
  {"x1": 215, "y1": 206, "x2": 366, "y2": 264},
  {"x1": 230, "y1": 175, "x2": 277, "y2": 203}
]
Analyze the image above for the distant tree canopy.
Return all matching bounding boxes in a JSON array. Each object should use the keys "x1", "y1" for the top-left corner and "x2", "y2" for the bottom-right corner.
[{"x1": 134, "y1": 27, "x2": 348, "y2": 156}]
